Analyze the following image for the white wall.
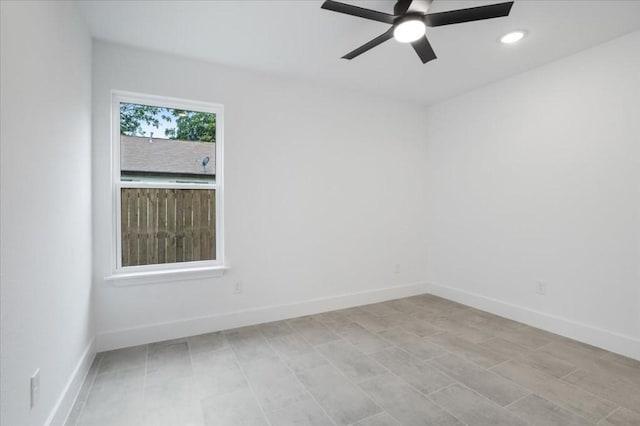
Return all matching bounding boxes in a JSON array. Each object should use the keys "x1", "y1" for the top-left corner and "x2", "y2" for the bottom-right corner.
[
  {"x1": 1, "y1": 2, "x2": 93, "y2": 425},
  {"x1": 92, "y1": 42, "x2": 430, "y2": 350},
  {"x1": 425, "y1": 31, "x2": 640, "y2": 358}
]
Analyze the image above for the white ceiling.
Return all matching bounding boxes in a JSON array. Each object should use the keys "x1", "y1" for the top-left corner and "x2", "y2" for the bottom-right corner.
[{"x1": 77, "y1": 0, "x2": 640, "y2": 105}]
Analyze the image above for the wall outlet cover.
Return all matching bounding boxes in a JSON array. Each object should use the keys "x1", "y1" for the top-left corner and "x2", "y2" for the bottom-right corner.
[{"x1": 536, "y1": 282, "x2": 547, "y2": 295}]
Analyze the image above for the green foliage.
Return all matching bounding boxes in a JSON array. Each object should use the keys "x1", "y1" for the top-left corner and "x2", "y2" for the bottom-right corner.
[
  {"x1": 120, "y1": 103, "x2": 165, "y2": 136},
  {"x1": 165, "y1": 110, "x2": 216, "y2": 143},
  {"x1": 120, "y1": 103, "x2": 215, "y2": 142}
]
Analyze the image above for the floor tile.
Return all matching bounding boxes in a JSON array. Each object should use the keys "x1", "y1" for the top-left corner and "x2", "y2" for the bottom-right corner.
[
  {"x1": 191, "y1": 348, "x2": 248, "y2": 398},
  {"x1": 480, "y1": 337, "x2": 576, "y2": 377},
  {"x1": 397, "y1": 316, "x2": 442, "y2": 337},
  {"x1": 378, "y1": 327, "x2": 445, "y2": 360},
  {"x1": 76, "y1": 403, "x2": 144, "y2": 426},
  {"x1": 385, "y1": 299, "x2": 425, "y2": 315},
  {"x1": 241, "y1": 354, "x2": 311, "y2": 412},
  {"x1": 492, "y1": 360, "x2": 617, "y2": 422},
  {"x1": 225, "y1": 326, "x2": 277, "y2": 363},
  {"x1": 269, "y1": 333, "x2": 329, "y2": 373},
  {"x1": 352, "y1": 412, "x2": 400, "y2": 426},
  {"x1": 186, "y1": 331, "x2": 228, "y2": 355},
  {"x1": 430, "y1": 383, "x2": 527, "y2": 426},
  {"x1": 421, "y1": 315, "x2": 493, "y2": 343},
  {"x1": 315, "y1": 340, "x2": 386, "y2": 382},
  {"x1": 491, "y1": 324, "x2": 558, "y2": 349},
  {"x1": 96, "y1": 345, "x2": 147, "y2": 375},
  {"x1": 469, "y1": 309, "x2": 522, "y2": 325},
  {"x1": 537, "y1": 337, "x2": 608, "y2": 369},
  {"x1": 334, "y1": 322, "x2": 392, "y2": 355},
  {"x1": 431, "y1": 354, "x2": 529, "y2": 406},
  {"x1": 415, "y1": 300, "x2": 470, "y2": 318},
  {"x1": 344, "y1": 309, "x2": 394, "y2": 332},
  {"x1": 562, "y1": 357, "x2": 640, "y2": 410},
  {"x1": 359, "y1": 373, "x2": 462, "y2": 426},
  {"x1": 453, "y1": 310, "x2": 524, "y2": 332},
  {"x1": 142, "y1": 401, "x2": 205, "y2": 426},
  {"x1": 201, "y1": 388, "x2": 268, "y2": 426},
  {"x1": 144, "y1": 375, "x2": 200, "y2": 405},
  {"x1": 359, "y1": 302, "x2": 403, "y2": 317},
  {"x1": 239, "y1": 352, "x2": 290, "y2": 381},
  {"x1": 78, "y1": 368, "x2": 145, "y2": 426},
  {"x1": 599, "y1": 407, "x2": 640, "y2": 426},
  {"x1": 265, "y1": 397, "x2": 335, "y2": 426},
  {"x1": 143, "y1": 376, "x2": 204, "y2": 426},
  {"x1": 507, "y1": 393, "x2": 590, "y2": 426},
  {"x1": 297, "y1": 364, "x2": 380, "y2": 425},
  {"x1": 146, "y1": 340, "x2": 192, "y2": 386},
  {"x1": 599, "y1": 351, "x2": 640, "y2": 370},
  {"x1": 86, "y1": 367, "x2": 145, "y2": 402},
  {"x1": 428, "y1": 333, "x2": 508, "y2": 368},
  {"x1": 370, "y1": 347, "x2": 454, "y2": 394},
  {"x1": 309, "y1": 311, "x2": 352, "y2": 331},
  {"x1": 288, "y1": 317, "x2": 341, "y2": 346},
  {"x1": 257, "y1": 320, "x2": 296, "y2": 340}
]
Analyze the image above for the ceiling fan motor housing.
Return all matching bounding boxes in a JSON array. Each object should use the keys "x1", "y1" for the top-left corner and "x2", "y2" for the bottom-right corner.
[{"x1": 395, "y1": 13, "x2": 426, "y2": 26}]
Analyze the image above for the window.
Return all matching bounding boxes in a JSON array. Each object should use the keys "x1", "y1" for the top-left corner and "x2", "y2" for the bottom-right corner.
[{"x1": 111, "y1": 92, "x2": 224, "y2": 276}]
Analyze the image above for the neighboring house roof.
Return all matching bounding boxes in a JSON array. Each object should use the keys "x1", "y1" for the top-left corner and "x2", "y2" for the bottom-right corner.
[{"x1": 120, "y1": 135, "x2": 215, "y2": 175}]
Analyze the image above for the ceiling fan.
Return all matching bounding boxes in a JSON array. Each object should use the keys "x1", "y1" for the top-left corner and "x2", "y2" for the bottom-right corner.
[{"x1": 321, "y1": 0, "x2": 514, "y2": 64}]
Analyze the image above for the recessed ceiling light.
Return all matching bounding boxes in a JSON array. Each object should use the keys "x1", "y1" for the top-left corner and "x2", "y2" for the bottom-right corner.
[
  {"x1": 500, "y1": 30, "x2": 527, "y2": 44},
  {"x1": 393, "y1": 18, "x2": 426, "y2": 43}
]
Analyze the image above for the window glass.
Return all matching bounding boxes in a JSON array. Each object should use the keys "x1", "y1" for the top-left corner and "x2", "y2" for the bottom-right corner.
[
  {"x1": 120, "y1": 187, "x2": 216, "y2": 266},
  {"x1": 120, "y1": 102, "x2": 216, "y2": 183}
]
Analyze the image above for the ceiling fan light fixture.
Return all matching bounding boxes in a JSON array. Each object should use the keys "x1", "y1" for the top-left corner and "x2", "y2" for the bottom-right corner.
[
  {"x1": 500, "y1": 30, "x2": 526, "y2": 44},
  {"x1": 393, "y1": 18, "x2": 426, "y2": 43}
]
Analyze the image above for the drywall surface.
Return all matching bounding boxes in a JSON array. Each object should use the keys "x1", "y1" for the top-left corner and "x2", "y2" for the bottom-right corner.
[
  {"x1": 425, "y1": 31, "x2": 640, "y2": 356},
  {"x1": 1, "y1": 2, "x2": 93, "y2": 425},
  {"x1": 92, "y1": 42, "x2": 430, "y2": 348}
]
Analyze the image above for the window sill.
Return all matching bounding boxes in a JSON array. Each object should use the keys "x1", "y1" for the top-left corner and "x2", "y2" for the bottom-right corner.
[{"x1": 105, "y1": 265, "x2": 229, "y2": 286}]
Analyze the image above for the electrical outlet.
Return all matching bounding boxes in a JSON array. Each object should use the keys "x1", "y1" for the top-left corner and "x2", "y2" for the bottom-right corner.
[
  {"x1": 394, "y1": 264, "x2": 401, "y2": 274},
  {"x1": 536, "y1": 281, "x2": 547, "y2": 295},
  {"x1": 233, "y1": 281, "x2": 243, "y2": 295},
  {"x1": 30, "y1": 369, "x2": 40, "y2": 409}
]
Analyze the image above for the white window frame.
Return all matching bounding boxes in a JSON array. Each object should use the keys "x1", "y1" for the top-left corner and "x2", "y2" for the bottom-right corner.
[{"x1": 109, "y1": 91, "x2": 225, "y2": 282}]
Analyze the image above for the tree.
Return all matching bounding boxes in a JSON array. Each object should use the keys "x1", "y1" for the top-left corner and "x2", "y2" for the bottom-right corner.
[
  {"x1": 165, "y1": 110, "x2": 216, "y2": 143},
  {"x1": 120, "y1": 103, "x2": 215, "y2": 142},
  {"x1": 120, "y1": 103, "x2": 170, "y2": 136}
]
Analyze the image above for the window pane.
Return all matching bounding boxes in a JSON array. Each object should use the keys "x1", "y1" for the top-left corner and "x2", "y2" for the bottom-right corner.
[
  {"x1": 120, "y1": 102, "x2": 215, "y2": 182},
  {"x1": 121, "y1": 188, "x2": 216, "y2": 266}
]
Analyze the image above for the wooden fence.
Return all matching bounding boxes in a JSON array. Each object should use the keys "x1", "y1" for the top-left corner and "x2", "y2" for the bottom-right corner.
[{"x1": 121, "y1": 188, "x2": 216, "y2": 267}]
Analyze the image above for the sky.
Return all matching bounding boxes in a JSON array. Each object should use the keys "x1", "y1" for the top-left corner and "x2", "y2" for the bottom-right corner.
[{"x1": 139, "y1": 107, "x2": 177, "y2": 140}]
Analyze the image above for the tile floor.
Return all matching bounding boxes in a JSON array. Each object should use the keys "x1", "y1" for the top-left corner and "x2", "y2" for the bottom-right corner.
[{"x1": 66, "y1": 295, "x2": 640, "y2": 426}]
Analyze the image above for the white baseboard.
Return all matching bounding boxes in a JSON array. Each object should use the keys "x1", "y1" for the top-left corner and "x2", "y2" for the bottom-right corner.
[
  {"x1": 96, "y1": 281, "x2": 429, "y2": 351},
  {"x1": 45, "y1": 337, "x2": 96, "y2": 426},
  {"x1": 428, "y1": 282, "x2": 640, "y2": 361}
]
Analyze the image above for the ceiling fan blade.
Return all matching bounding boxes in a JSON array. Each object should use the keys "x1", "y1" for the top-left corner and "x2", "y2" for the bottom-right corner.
[
  {"x1": 394, "y1": 0, "x2": 414, "y2": 15},
  {"x1": 342, "y1": 28, "x2": 394, "y2": 60},
  {"x1": 412, "y1": 35, "x2": 437, "y2": 63},
  {"x1": 321, "y1": 0, "x2": 396, "y2": 24},
  {"x1": 405, "y1": 0, "x2": 434, "y2": 15},
  {"x1": 425, "y1": 1, "x2": 514, "y2": 27}
]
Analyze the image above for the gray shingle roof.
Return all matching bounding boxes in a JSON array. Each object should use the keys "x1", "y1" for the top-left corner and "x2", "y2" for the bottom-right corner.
[{"x1": 120, "y1": 135, "x2": 215, "y2": 176}]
